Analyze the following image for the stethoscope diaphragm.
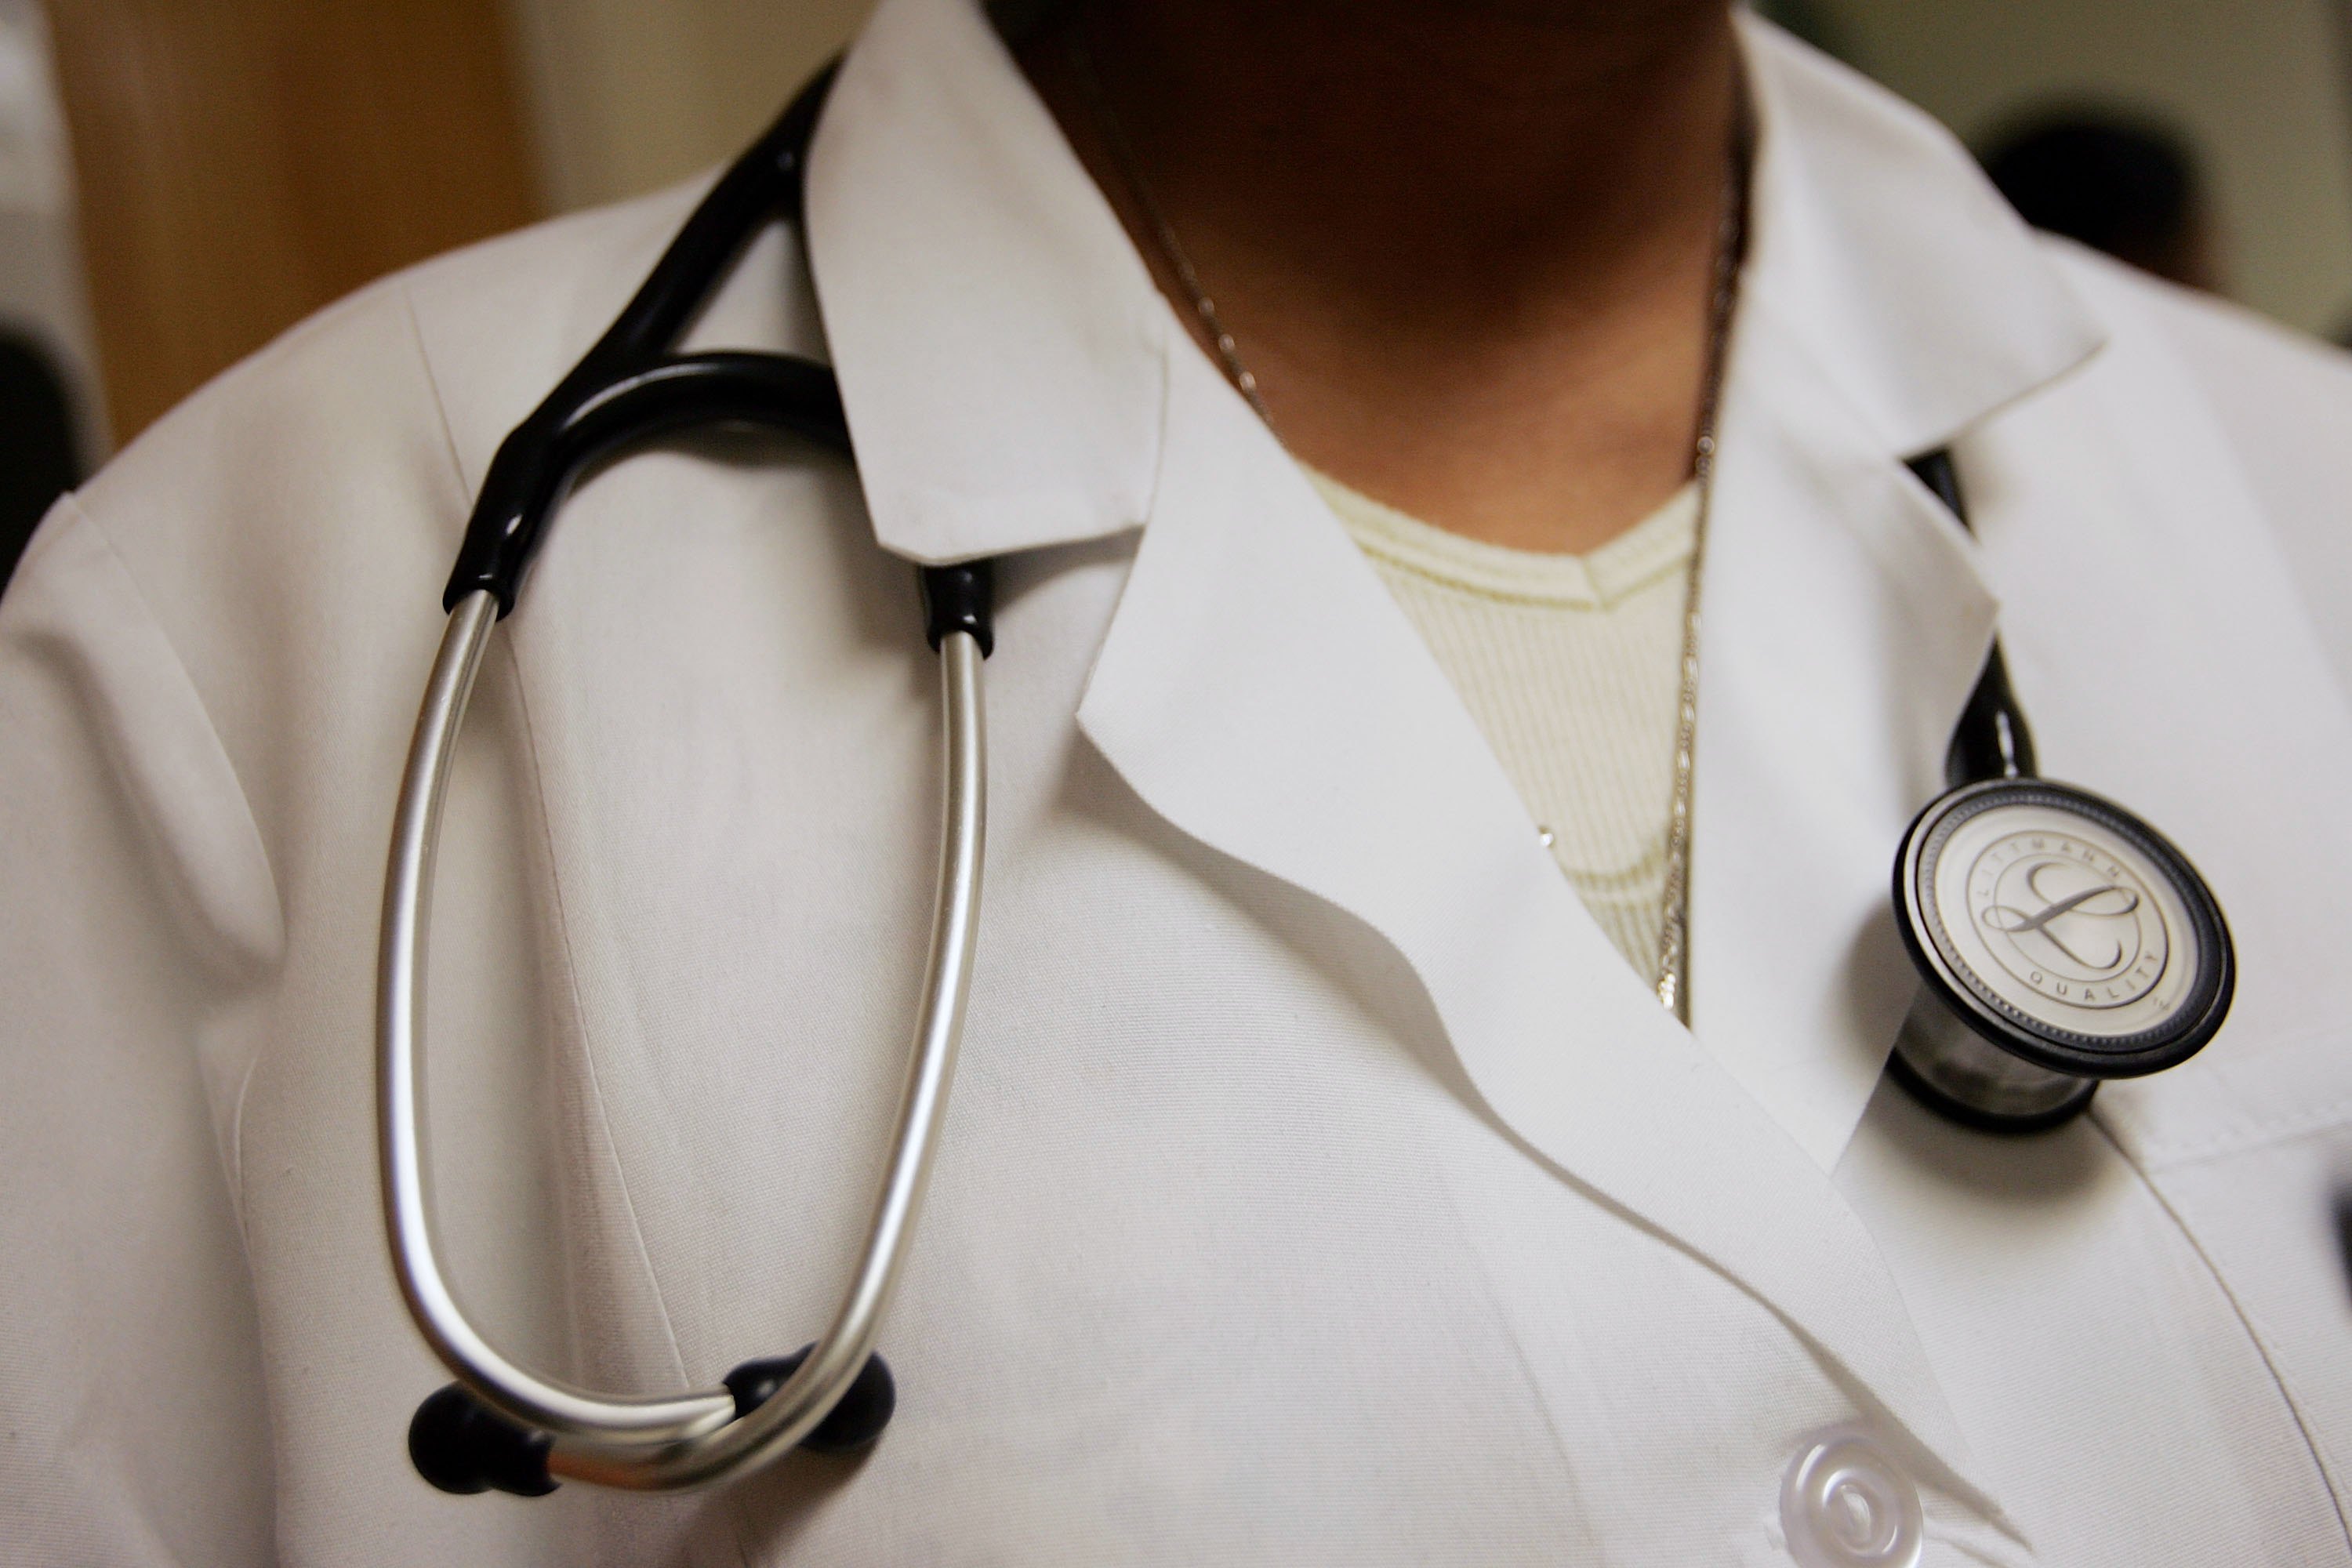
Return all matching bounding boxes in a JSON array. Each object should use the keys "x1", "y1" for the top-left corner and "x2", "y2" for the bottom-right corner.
[{"x1": 1889, "y1": 776, "x2": 2234, "y2": 1131}]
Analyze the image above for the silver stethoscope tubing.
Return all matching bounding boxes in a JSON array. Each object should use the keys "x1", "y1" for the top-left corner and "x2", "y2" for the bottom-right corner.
[
  {"x1": 379, "y1": 592, "x2": 985, "y2": 1490},
  {"x1": 376, "y1": 64, "x2": 1006, "y2": 1495}
]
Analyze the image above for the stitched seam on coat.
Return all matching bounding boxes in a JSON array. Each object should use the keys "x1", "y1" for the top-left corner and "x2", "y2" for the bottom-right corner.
[
  {"x1": 504, "y1": 651, "x2": 695, "y2": 1382},
  {"x1": 2090, "y1": 1109, "x2": 2352, "y2": 1554},
  {"x1": 1423, "y1": 1133, "x2": 1590, "y2": 1548},
  {"x1": 1924, "y1": 1527, "x2": 2031, "y2": 1568},
  {"x1": 397, "y1": 279, "x2": 486, "y2": 514},
  {"x1": 67, "y1": 497, "x2": 286, "y2": 1238},
  {"x1": 2130, "y1": 1094, "x2": 2352, "y2": 1171},
  {"x1": 399, "y1": 279, "x2": 696, "y2": 1388}
]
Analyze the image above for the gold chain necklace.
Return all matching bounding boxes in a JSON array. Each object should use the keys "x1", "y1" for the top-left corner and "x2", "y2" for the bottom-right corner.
[{"x1": 1069, "y1": 32, "x2": 1748, "y2": 1021}]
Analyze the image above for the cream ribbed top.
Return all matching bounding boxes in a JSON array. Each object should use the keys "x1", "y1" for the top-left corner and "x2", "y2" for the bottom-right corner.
[{"x1": 1308, "y1": 470, "x2": 1698, "y2": 980}]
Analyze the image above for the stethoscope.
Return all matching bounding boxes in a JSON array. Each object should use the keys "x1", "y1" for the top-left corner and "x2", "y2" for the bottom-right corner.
[
  {"x1": 380, "y1": 65, "x2": 2234, "y2": 1500},
  {"x1": 1888, "y1": 453, "x2": 2234, "y2": 1131}
]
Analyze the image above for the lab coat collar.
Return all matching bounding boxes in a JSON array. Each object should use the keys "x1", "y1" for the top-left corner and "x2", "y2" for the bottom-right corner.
[
  {"x1": 1737, "y1": 24, "x2": 2105, "y2": 458},
  {"x1": 807, "y1": 0, "x2": 2107, "y2": 1174},
  {"x1": 806, "y1": 0, "x2": 1168, "y2": 565},
  {"x1": 1674, "y1": 29, "x2": 2097, "y2": 1168}
]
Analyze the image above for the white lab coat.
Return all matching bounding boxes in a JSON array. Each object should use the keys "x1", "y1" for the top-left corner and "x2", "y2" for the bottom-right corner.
[{"x1": 7, "y1": 0, "x2": 2352, "y2": 1562}]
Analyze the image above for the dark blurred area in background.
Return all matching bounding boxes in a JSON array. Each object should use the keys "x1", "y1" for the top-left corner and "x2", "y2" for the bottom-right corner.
[
  {"x1": 1982, "y1": 111, "x2": 2220, "y2": 293},
  {"x1": 0, "y1": 326, "x2": 78, "y2": 585}
]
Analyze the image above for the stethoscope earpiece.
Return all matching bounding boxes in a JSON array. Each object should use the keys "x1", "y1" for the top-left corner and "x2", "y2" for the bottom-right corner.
[
  {"x1": 409, "y1": 1384, "x2": 557, "y2": 1497},
  {"x1": 724, "y1": 1347, "x2": 898, "y2": 1456},
  {"x1": 1889, "y1": 775, "x2": 2234, "y2": 1132}
]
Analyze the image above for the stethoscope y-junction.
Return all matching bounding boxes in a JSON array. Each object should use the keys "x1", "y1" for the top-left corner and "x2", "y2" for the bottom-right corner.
[{"x1": 378, "y1": 66, "x2": 2233, "y2": 1502}]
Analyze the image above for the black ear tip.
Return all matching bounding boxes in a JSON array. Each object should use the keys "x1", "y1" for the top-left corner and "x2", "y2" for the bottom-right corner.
[
  {"x1": 805, "y1": 1352, "x2": 896, "y2": 1454},
  {"x1": 408, "y1": 1384, "x2": 557, "y2": 1497},
  {"x1": 409, "y1": 1386, "x2": 490, "y2": 1494},
  {"x1": 724, "y1": 1346, "x2": 897, "y2": 1455}
]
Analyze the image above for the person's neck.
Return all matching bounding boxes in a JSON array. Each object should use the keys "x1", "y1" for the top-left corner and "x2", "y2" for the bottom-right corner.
[{"x1": 1018, "y1": 0, "x2": 1742, "y2": 554}]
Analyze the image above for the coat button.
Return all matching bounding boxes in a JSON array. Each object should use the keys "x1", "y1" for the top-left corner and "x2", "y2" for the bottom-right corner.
[{"x1": 1780, "y1": 1426, "x2": 1924, "y2": 1568}]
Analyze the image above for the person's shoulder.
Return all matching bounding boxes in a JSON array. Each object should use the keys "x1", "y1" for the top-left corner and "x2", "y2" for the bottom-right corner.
[
  {"x1": 78, "y1": 176, "x2": 710, "y2": 531},
  {"x1": 54, "y1": 179, "x2": 713, "y2": 655},
  {"x1": 2040, "y1": 238, "x2": 2352, "y2": 685},
  {"x1": 12, "y1": 176, "x2": 724, "y2": 793},
  {"x1": 2042, "y1": 238, "x2": 2352, "y2": 453}
]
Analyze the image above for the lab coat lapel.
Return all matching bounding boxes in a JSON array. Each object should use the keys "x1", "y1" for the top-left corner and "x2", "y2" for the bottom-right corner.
[
  {"x1": 1958, "y1": 268, "x2": 2352, "y2": 1161},
  {"x1": 1078, "y1": 339, "x2": 1994, "y2": 1505},
  {"x1": 1671, "y1": 22, "x2": 2103, "y2": 1171},
  {"x1": 1683, "y1": 299, "x2": 2000, "y2": 1171}
]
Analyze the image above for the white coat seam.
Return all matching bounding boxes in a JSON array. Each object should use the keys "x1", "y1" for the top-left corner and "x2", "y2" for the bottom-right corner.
[
  {"x1": 2131, "y1": 1096, "x2": 2352, "y2": 1170},
  {"x1": 396, "y1": 279, "x2": 485, "y2": 517},
  {"x1": 0, "y1": 541, "x2": 274, "y2": 1249},
  {"x1": 398, "y1": 279, "x2": 698, "y2": 1388},
  {"x1": 1924, "y1": 1526, "x2": 2030, "y2": 1568},
  {"x1": 2090, "y1": 1108, "x2": 2352, "y2": 1555},
  {"x1": 1422, "y1": 1142, "x2": 1598, "y2": 1560},
  {"x1": 495, "y1": 580, "x2": 694, "y2": 1388},
  {"x1": 66, "y1": 498, "x2": 286, "y2": 1237},
  {"x1": 225, "y1": 1014, "x2": 265, "y2": 1250}
]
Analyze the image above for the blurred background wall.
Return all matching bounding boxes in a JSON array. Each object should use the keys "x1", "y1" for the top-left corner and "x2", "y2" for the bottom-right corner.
[
  {"x1": 1793, "y1": 0, "x2": 2352, "y2": 339},
  {"x1": 38, "y1": 0, "x2": 539, "y2": 442},
  {"x1": 9, "y1": 0, "x2": 2352, "y2": 473},
  {"x1": 502, "y1": 0, "x2": 866, "y2": 212}
]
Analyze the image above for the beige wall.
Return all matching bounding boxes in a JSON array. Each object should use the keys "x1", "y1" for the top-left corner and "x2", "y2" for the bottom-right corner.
[
  {"x1": 45, "y1": 0, "x2": 540, "y2": 440},
  {"x1": 1810, "y1": 0, "x2": 2352, "y2": 336},
  {"x1": 503, "y1": 0, "x2": 871, "y2": 212}
]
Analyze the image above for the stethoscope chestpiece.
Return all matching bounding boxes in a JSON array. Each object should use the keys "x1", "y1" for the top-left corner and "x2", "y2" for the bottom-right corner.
[{"x1": 1889, "y1": 777, "x2": 2234, "y2": 1133}]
